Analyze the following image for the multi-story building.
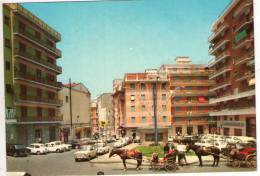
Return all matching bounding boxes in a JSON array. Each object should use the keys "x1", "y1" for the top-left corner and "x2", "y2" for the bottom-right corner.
[
  {"x1": 59, "y1": 83, "x2": 91, "y2": 142},
  {"x1": 161, "y1": 57, "x2": 215, "y2": 136},
  {"x1": 112, "y1": 79, "x2": 125, "y2": 137},
  {"x1": 122, "y1": 69, "x2": 171, "y2": 143},
  {"x1": 4, "y1": 4, "x2": 63, "y2": 145},
  {"x1": 96, "y1": 93, "x2": 114, "y2": 139},
  {"x1": 91, "y1": 100, "x2": 99, "y2": 136},
  {"x1": 208, "y1": 0, "x2": 255, "y2": 137}
]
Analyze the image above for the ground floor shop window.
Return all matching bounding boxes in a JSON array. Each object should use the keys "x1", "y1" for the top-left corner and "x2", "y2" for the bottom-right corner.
[
  {"x1": 35, "y1": 129, "x2": 42, "y2": 142},
  {"x1": 49, "y1": 126, "x2": 56, "y2": 141},
  {"x1": 198, "y1": 125, "x2": 204, "y2": 134},
  {"x1": 223, "y1": 128, "x2": 229, "y2": 136},
  {"x1": 234, "y1": 128, "x2": 242, "y2": 136},
  {"x1": 145, "y1": 133, "x2": 163, "y2": 141}
]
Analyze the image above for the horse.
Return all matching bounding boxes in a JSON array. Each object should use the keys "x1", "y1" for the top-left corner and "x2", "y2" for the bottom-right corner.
[
  {"x1": 186, "y1": 144, "x2": 220, "y2": 167},
  {"x1": 109, "y1": 148, "x2": 143, "y2": 171}
]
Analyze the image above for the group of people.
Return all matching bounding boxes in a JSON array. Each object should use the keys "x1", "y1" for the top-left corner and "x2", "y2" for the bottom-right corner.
[{"x1": 152, "y1": 142, "x2": 188, "y2": 166}]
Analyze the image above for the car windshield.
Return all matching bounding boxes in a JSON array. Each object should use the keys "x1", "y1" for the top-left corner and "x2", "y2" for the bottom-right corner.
[
  {"x1": 15, "y1": 145, "x2": 26, "y2": 149},
  {"x1": 81, "y1": 146, "x2": 92, "y2": 151}
]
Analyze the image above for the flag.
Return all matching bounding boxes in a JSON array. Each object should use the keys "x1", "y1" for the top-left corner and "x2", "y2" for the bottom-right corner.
[{"x1": 198, "y1": 96, "x2": 206, "y2": 103}]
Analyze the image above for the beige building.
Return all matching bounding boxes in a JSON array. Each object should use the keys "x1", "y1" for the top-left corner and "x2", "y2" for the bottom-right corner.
[{"x1": 59, "y1": 83, "x2": 91, "y2": 141}]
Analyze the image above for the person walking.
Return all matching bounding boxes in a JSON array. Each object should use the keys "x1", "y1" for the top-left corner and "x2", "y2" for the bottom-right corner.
[{"x1": 163, "y1": 143, "x2": 170, "y2": 155}]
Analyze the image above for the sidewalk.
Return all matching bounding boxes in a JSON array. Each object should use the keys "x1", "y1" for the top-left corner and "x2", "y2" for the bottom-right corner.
[{"x1": 90, "y1": 143, "x2": 226, "y2": 166}]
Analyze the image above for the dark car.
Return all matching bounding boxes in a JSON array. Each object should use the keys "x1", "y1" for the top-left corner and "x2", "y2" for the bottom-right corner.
[
  {"x1": 67, "y1": 140, "x2": 81, "y2": 149},
  {"x1": 6, "y1": 144, "x2": 30, "y2": 157}
]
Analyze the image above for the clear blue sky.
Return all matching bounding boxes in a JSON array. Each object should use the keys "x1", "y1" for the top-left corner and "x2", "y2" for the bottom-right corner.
[{"x1": 22, "y1": 0, "x2": 232, "y2": 99}]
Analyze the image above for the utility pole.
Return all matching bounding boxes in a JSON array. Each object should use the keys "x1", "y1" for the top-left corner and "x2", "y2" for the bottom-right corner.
[
  {"x1": 152, "y1": 82, "x2": 158, "y2": 146},
  {"x1": 69, "y1": 78, "x2": 73, "y2": 140}
]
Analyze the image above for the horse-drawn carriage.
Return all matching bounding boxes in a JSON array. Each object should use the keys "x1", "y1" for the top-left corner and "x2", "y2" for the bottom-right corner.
[
  {"x1": 222, "y1": 143, "x2": 256, "y2": 168},
  {"x1": 149, "y1": 151, "x2": 178, "y2": 171}
]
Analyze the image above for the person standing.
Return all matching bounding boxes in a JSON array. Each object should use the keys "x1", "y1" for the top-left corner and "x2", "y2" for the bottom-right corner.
[
  {"x1": 164, "y1": 143, "x2": 170, "y2": 155},
  {"x1": 176, "y1": 142, "x2": 188, "y2": 166}
]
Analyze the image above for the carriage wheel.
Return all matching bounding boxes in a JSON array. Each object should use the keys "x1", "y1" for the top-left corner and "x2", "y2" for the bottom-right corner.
[
  {"x1": 165, "y1": 164, "x2": 173, "y2": 171},
  {"x1": 249, "y1": 156, "x2": 257, "y2": 168},
  {"x1": 232, "y1": 160, "x2": 240, "y2": 168}
]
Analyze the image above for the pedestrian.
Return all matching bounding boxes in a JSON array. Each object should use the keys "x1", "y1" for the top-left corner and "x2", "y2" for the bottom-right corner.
[
  {"x1": 97, "y1": 171, "x2": 104, "y2": 175},
  {"x1": 163, "y1": 142, "x2": 170, "y2": 155},
  {"x1": 176, "y1": 142, "x2": 188, "y2": 166}
]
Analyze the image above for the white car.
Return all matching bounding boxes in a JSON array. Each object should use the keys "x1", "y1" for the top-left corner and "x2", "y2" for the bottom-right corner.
[
  {"x1": 52, "y1": 141, "x2": 72, "y2": 151},
  {"x1": 224, "y1": 136, "x2": 241, "y2": 143},
  {"x1": 168, "y1": 136, "x2": 175, "y2": 142},
  {"x1": 236, "y1": 136, "x2": 256, "y2": 143},
  {"x1": 95, "y1": 143, "x2": 110, "y2": 155},
  {"x1": 27, "y1": 143, "x2": 48, "y2": 155},
  {"x1": 74, "y1": 145, "x2": 97, "y2": 162},
  {"x1": 195, "y1": 139, "x2": 213, "y2": 148},
  {"x1": 214, "y1": 141, "x2": 228, "y2": 151},
  {"x1": 114, "y1": 139, "x2": 124, "y2": 148},
  {"x1": 45, "y1": 142, "x2": 65, "y2": 153}
]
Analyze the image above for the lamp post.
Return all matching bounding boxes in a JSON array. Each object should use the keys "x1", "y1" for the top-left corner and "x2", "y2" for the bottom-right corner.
[{"x1": 152, "y1": 82, "x2": 158, "y2": 146}]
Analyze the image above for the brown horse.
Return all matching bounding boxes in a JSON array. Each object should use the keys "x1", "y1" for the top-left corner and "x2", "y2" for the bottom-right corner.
[
  {"x1": 109, "y1": 148, "x2": 143, "y2": 170},
  {"x1": 186, "y1": 144, "x2": 220, "y2": 167}
]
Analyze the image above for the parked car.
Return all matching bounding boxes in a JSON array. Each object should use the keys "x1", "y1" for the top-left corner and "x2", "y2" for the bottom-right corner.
[
  {"x1": 195, "y1": 139, "x2": 213, "y2": 147},
  {"x1": 68, "y1": 140, "x2": 82, "y2": 149},
  {"x1": 6, "y1": 144, "x2": 30, "y2": 157},
  {"x1": 27, "y1": 143, "x2": 48, "y2": 155},
  {"x1": 214, "y1": 141, "x2": 228, "y2": 151},
  {"x1": 95, "y1": 143, "x2": 110, "y2": 155},
  {"x1": 113, "y1": 139, "x2": 124, "y2": 148},
  {"x1": 56, "y1": 141, "x2": 72, "y2": 151},
  {"x1": 236, "y1": 136, "x2": 256, "y2": 143},
  {"x1": 168, "y1": 136, "x2": 175, "y2": 142},
  {"x1": 74, "y1": 145, "x2": 97, "y2": 161},
  {"x1": 224, "y1": 136, "x2": 241, "y2": 143},
  {"x1": 79, "y1": 138, "x2": 92, "y2": 145},
  {"x1": 133, "y1": 136, "x2": 141, "y2": 143},
  {"x1": 45, "y1": 142, "x2": 65, "y2": 153}
]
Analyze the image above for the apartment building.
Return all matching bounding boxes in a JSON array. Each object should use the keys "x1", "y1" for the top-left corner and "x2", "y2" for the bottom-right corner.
[
  {"x1": 91, "y1": 100, "x2": 99, "y2": 136},
  {"x1": 4, "y1": 4, "x2": 63, "y2": 145},
  {"x1": 112, "y1": 79, "x2": 125, "y2": 137},
  {"x1": 122, "y1": 69, "x2": 171, "y2": 143},
  {"x1": 161, "y1": 57, "x2": 215, "y2": 136},
  {"x1": 59, "y1": 83, "x2": 91, "y2": 142},
  {"x1": 96, "y1": 93, "x2": 114, "y2": 139},
  {"x1": 208, "y1": 0, "x2": 255, "y2": 137}
]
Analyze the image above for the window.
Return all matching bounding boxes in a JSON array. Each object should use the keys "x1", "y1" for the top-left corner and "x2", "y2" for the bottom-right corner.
[
  {"x1": 224, "y1": 116, "x2": 227, "y2": 121},
  {"x1": 162, "y1": 83, "x2": 166, "y2": 90},
  {"x1": 186, "y1": 76, "x2": 192, "y2": 81},
  {"x1": 48, "y1": 108, "x2": 55, "y2": 117},
  {"x1": 162, "y1": 94, "x2": 166, "y2": 101},
  {"x1": 141, "y1": 105, "x2": 146, "y2": 111},
  {"x1": 35, "y1": 50, "x2": 42, "y2": 59},
  {"x1": 5, "y1": 84, "x2": 13, "y2": 93},
  {"x1": 198, "y1": 107, "x2": 203, "y2": 111},
  {"x1": 37, "y1": 88, "x2": 42, "y2": 98},
  {"x1": 4, "y1": 16, "x2": 10, "y2": 26},
  {"x1": 162, "y1": 116, "x2": 167, "y2": 122},
  {"x1": 36, "y1": 69, "x2": 42, "y2": 79},
  {"x1": 35, "y1": 129, "x2": 42, "y2": 139},
  {"x1": 175, "y1": 97, "x2": 180, "y2": 102},
  {"x1": 48, "y1": 91, "x2": 54, "y2": 99},
  {"x1": 5, "y1": 61, "x2": 10, "y2": 71},
  {"x1": 187, "y1": 107, "x2": 192, "y2": 111},
  {"x1": 37, "y1": 107, "x2": 42, "y2": 117},
  {"x1": 175, "y1": 107, "x2": 180, "y2": 111},
  {"x1": 175, "y1": 76, "x2": 180, "y2": 80},
  {"x1": 20, "y1": 85, "x2": 27, "y2": 96},
  {"x1": 47, "y1": 57, "x2": 54, "y2": 64},
  {"x1": 131, "y1": 117, "x2": 136, "y2": 123},
  {"x1": 19, "y1": 42, "x2": 26, "y2": 52},
  {"x1": 235, "y1": 115, "x2": 239, "y2": 121},
  {"x1": 46, "y1": 39, "x2": 54, "y2": 47},
  {"x1": 130, "y1": 95, "x2": 135, "y2": 101},
  {"x1": 131, "y1": 106, "x2": 135, "y2": 112},
  {"x1": 35, "y1": 31, "x2": 41, "y2": 40},
  {"x1": 5, "y1": 38, "x2": 11, "y2": 48},
  {"x1": 130, "y1": 83, "x2": 135, "y2": 90},
  {"x1": 21, "y1": 107, "x2": 27, "y2": 117},
  {"x1": 162, "y1": 105, "x2": 166, "y2": 111},
  {"x1": 19, "y1": 21, "x2": 26, "y2": 32},
  {"x1": 66, "y1": 96, "x2": 69, "y2": 103},
  {"x1": 141, "y1": 94, "x2": 145, "y2": 100},
  {"x1": 142, "y1": 116, "x2": 146, "y2": 123},
  {"x1": 186, "y1": 86, "x2": 192, "y2": 90},
  {"x1": 141, "y1": 83, "x2": 146, "y2": 90}
]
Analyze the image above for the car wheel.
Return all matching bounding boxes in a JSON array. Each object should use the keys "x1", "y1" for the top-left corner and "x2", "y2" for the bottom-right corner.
[
  {"x1": 75, "y1": 158, "x2": 79, "y2": 162},
  {"x1": 36, "y1": 151, "x2": 41, "y2": 155},
  {"x1": 13, "y1": 152, "x2": 18, "y2": 157},
  {"x1": 56, "y1": 149, "x2": 60, "y2": 153}
]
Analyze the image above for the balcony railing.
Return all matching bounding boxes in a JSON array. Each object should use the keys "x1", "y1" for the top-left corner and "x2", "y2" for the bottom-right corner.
[
  {"x1": 14, "y1": 70, "x2": 62, "y2": 89},
  {"x1": 209, "y1": 66, "x2": 232, "y2": 79},
  {"x1": 16, "y1": 95, "x2": 62, "y2": 106},
  {"x1": 169, "y1": 70, "x2": 211, "y2": 76},
  {"x1": 173, "y1": 90, "x2": 211, "y2": 96},
  {"x1": 209, "y1": 79, "x2": 231, "y2": 92},
  {"x1": 14, "y1": 49, "x2": 62, "y2": 73},
  {"x1": 208, "y1": 24, "x2": 228, "y2": 42},
  {"x1": 234, "y1": 32, "x2": 254, "y2": 49},
  {"x1": 173, "y1": 111, "x2": 209, "y2": 117},
  {"x1": 173, "y1": 101, "x2": 210, "y2": 107},
  {"x1": 170, "y1": 80, "x2": 215, "y2": 86},
  {"x1": 208, "y1": 51, "x2": 231, "y2": 68},
  {"x1": 14, "y1": 28, "x2": 61, "y2": 57},
  {"x1": 209, "y1": 107, "x2": 255, "y2": 116},
  {"x1": 209, "y1": 39, "x2": 230, "y2": 55},
  {"x1": 209, "y1": 89, "x2": 255, "y2": 104},
  {"x1": 18, "y1": 115, "x2": 63, "y2": 123},
  {"x1": 235, "y1": 18, "x2": 253, "y2": 33},
  {"x1": 234, "y1": 52, "x2": 254, "y2": 66}
]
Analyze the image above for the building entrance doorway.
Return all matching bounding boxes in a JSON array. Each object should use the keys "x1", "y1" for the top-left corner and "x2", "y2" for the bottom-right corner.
[
  {"x1": 198, "y1": 125, "x2": 204, "y2": 134},
  {"x1": 187, "y1": 126, "x2": 193, "y2": 135},
  {"x1": 176, "y1": 127, "x2": 182, "y2": 136}
]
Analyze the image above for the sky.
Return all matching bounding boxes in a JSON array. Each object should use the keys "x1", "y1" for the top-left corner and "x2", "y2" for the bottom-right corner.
[{"x1": 22, "y1": 0, "x2": 232, "y2": 99}]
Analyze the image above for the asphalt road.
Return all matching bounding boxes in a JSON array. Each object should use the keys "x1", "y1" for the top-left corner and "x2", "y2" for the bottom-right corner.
[{"x1": 7, "y1": 149, "x2": 256, "y2": 176}]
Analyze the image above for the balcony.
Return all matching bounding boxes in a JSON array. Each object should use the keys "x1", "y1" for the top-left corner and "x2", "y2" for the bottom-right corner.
[
  {"x1": 234, "y1": 52, "x2": 254, "y2": 66},
  {"x1": 173, "y1": 101, "x2": 210, "y2": 107},
  {"x1": 14, "y1": 49, "x2": 62, "y2": 74},
  {"x1": 174, "y1": 111, "x2": 209, "y2": 117},
  {"x1": 209, "y1": 80, "x2": 231, "y2": 92},
  {"x1": 235, "y1": 19, "x2": 253, "y2": 33},
  {"x1": 222, "y1": 121, "x2": 245, "y2": 127},
  {"x1": 14, "y1": 71, "x2": 62, "y2": 89},
  {"x1": 18, "y1": 115, "x2": 63, "y2": 123},
  {"x1": 208, "y1": 52, "x2": 231, "y2": 68},
  {"x1": 233, "y1": 2, "x2": 253, "y2": 18},
  {"x1": 208, "y1": 24, "x2": 228, "y2": 42},
  {"x1": 209, "y1": 89, "x2": 255, "y2": 104},
  {"x1": 173, "y1": 90, "x2": 212, "y2": 97},
  {"x1": 209, "y1": 107, "x2": 255, "y2": 116},
  {"x1": 170, "y1": 80, "x2": 215, "y2": 86},
  {"x1": 236, "y1": 72, "x2": 255, "y2": 82},
  {"x1": 234, "y1": 32, "x2": 254, "y2": 49},
  {"x1": 16, "y1": 95, "x2": 63, "y2": 106},
  {"x1": 14, "y1": 28, "x2": 61, "y2": 58},
  {"x1": 169, "y1": 70, "x2": 211, "y2": 76},
  {"x1": 209, "y1": 39, "x2": 230, "y2": 55},
  {"x1": 209, "y1": 66, "x2": 232, "y2": 79}
]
